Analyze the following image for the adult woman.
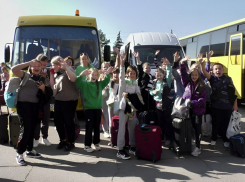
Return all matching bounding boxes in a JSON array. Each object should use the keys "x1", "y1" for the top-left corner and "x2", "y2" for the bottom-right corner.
[
  {"x1": 64, "y1": 56, "x2": 75, "y2": 70},
  {"x1": 50, "y1": 56, "x2": 79, "y2": 151},
  {"x1": 12, "y1": 59, "x2": 46, "y2": 165}
]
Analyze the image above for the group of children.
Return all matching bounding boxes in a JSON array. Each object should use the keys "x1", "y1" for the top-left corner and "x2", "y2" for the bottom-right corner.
[
  {"x1": 97, "y1": 49, "x2": 237, "y2": 159},
  {"x1": 10, "y1": 48, "x2": 238, "y2": 165}
]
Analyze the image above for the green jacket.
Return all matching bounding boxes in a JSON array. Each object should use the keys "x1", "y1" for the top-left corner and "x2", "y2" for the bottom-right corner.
[{"x1": 76, "y1": 74, "x2": 110, "y2": 109}]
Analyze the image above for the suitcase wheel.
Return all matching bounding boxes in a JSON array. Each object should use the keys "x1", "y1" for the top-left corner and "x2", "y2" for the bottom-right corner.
[
  {"x1": 152, "y1": 151, "x2": 156, "y2": 163},
  {"x1": 136, "y1": 148, "x2": 139, "y2": 160}
]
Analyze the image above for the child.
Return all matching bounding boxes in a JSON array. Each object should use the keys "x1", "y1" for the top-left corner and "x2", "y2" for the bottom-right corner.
[
  {"x1": 50, "y1": 56, "x2": 79, "y2": 151},
  {"x1": 133, "y1": 52, "x2": 155, "y2": 112},
  {"x1": 149, "y1": 58, "x2": 173, "y2": 146},
  {"x1": 107, "y1": 68, "x2": 120, "y2": 145},
  {"x1": 34, "y1": 54, "x2": 53, "y2": 147},
  {"x1": 199, "y1": 54, "x2": 237, "y2": 148},
  {"x1": 76, "y1": 53, "x2": 95, "y2": 79},
  {"x1": 76, "y1": 66, "x2": 113, "y2": 152},
  {"x1": 180, "y1": 57, "x2": 207, "y2": 156},
  {"x1": 117, "y1": 54, "x2": 144, "y2": 159},
  {"x1": 75, "y1": 52, "x2": 95, "y2": 111},
  {"x1": 0, "y1": 66, "x2": 9, "y2": 91},
  {"x1": 12, "y1": 59, "x2": 45, "y2": 165},
  {"x1": 100, "y1": 62, "x2": 111, "y2": 138}
]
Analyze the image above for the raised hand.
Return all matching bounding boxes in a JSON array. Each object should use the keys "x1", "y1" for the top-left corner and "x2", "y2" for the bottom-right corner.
[
  {"x1": 59, "y1": 59, "x2": 67, "y2": 70},
  {"x1": 206, "y1": 50, "x2": 214, "y2": 61},
  {"x1": 155, "y1": 50, "x2": 160, "y2": 55},
  {"x1": 132, "y1": 52, "x2": 141, "y2": 64},
  {"x1": 113, "y1": 47, "x2": 120, "y2": 55},
  {"x1": 80, "y1": 69, "x2": 90, "y2": 77},
  {"x1": 106, "y1": 66, "x2": 114, "y2": 74},
  {"x1": 120, "y1": 52, "x2": 126, "y2": 67},
  {"x1": 162, "y1": 58, "x2": 170, "y2": 65},
  {"x1": 98, "y1": 69, "x2": 103, "y2": 74},
  {"x1": 173, "y1": 51, "x2": 180, "y2": 62},
  {"x1": 29, "y1": 60, "x2": 36, "y2": 67},
  {"x1": 132, "y1": 52, "x2": 139, "y2": 58},
  {"x1": 197, "y1": 54, "x2": 204, "y2": 64},
  {"x1": 180, "y1": 56, "x2": 190, "y2": 64}
]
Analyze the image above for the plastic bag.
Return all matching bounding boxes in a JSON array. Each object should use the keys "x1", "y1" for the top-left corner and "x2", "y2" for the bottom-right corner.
[
  {"x1": 201, "y1": 114, "x2": 212, "y2": 137},
  {"x1": 226, "y1": 111, "x2": 242, "y2": 139}
]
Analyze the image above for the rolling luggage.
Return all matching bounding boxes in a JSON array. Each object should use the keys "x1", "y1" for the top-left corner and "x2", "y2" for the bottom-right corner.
[
  {"x1": 8, "y1": 112, "x2": 20, "y2": 147},
  {"x1": 110, "y1": 115, "x2": 129, "y2": 147},
  {"x1": 230, "y1": 134, "x2": 245, "y2": 158},
  {"x1": 0, "y1": 105, "x2": 8, "y2": 144},
  {"x1": 135, "y1": 124, "x2": 162, "y2": 162},
  {"x1": 138, "y1": 111, "x2": 158, "y2": 125},
  {"x1": 172, "y1": 117, "x2": 192, "y2": 155}
]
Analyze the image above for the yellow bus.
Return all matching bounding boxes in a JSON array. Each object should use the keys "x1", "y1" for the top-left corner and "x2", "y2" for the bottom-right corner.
[
  {"x1": 4, "y1": 10, "x2": 108, "y2": 111},
  {"x1": 179, "y1": 18, "x2": 245, "y2": 101},
  {"x1": 5, "y1": 11, "x2": 103, "y2": 69}
]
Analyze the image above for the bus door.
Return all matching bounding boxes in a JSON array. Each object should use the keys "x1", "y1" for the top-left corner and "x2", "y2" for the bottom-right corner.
[{"x1": 228, "y1": 33, "x2": 243, "y2": 98}]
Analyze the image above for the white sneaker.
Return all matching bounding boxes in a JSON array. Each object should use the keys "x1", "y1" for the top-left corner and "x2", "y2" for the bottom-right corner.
[
  {"x1": 104, "y1": 132, "x2": 110, "y2": 138},
  {"x1": 33, "y1": 140, "x2": 39, "y2": 148},
  {"x1": 191, "y1": 147, "x2": 201, "y2": 156},
  {"x1": 16, "y1": 154, "x2": 26, "y2": 166},
  {"x1": 224, "y1": 142, "x2": 230, "y2": 148},
  {"x1": 42, "y1": 138, "x2": 51, "y2": 146},
  {"x1": 84, "y1": 146, "x2": 94, "y2": 153},
  {"x1": 93, "y1": 144, "x2": 101, "y2": 151},
  {"x1": 211, "y1": 140, "x2": 216, "y2": 146}
]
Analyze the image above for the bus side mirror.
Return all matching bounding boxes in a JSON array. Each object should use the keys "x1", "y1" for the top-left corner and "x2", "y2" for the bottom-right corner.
[
  {"x1": 104, "y1": 45, "x2": 110, "y2": 62},
  {"x1": 4, "y1": 45, "x2": 10, "y2": 63}
]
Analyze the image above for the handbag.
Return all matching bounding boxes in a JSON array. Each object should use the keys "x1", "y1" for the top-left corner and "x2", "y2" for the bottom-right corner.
[
  {"x1": 106, "y1": 98, "x2": 115, "y2": 108},
  {"x1": 113, "y1": 99, "x2": 119, "y2": 115},
  {"x1": 171, "y1": 96, "x2": 191, "y2": 119},
  {"x1": 226, "y1": 111, "x2": 242, "y2": 139}
]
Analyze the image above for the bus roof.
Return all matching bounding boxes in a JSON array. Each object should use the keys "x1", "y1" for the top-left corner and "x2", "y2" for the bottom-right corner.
[
  {"x1": 130, "y1": 32, "x2": 180, "y2": 46},
  {"x1": 179, "y1": 18, "x2": 245, "y2": 40},
  {"x1": 17, "y1": 15, "x2": 97, "y2": 28}
]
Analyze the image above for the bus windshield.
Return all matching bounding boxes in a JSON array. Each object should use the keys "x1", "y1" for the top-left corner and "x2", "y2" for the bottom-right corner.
[
  {"x1": 134, "y1": 45, "x2": 184, "y2": 67},
  {"x1": 12, "y1": 26, "x2": 100, "y2": 68}
]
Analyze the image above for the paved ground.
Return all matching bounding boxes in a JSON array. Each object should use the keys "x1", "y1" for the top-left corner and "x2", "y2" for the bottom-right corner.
[{"x1": 1, "y1": 106, "x2": 245, "y2": 182}]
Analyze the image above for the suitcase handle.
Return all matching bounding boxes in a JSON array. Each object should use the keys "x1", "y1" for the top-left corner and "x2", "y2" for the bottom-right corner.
[{"x1": 139, "y1": 127, "x2": 152, "y2": 133}]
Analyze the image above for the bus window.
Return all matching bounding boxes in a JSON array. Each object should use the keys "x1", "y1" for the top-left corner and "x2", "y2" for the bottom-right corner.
[
  {"x1": 186, "y1": 42, "x2": 197, "y2": 58},
  {"x1": 238, "y1": 24, "x2": 245, "y2": 31},
  {"x1": 230, "y1": 35, "x2": 241, "y2": 56},
  {"x1": 134, "y1": 45, "x2": 184, "y2": 67},
  {"x1": 197, "y1": 33, "x2": 210, "y2": 56},
  {"x1": 12, "y1": 26, "x2": 100, "y2": 68},
  {"x1": 210, "y1": 29, "x2": 226, "y2": 56},
  {"x1": 228, "y1": 25, "x2": 237, "y2": 33}
]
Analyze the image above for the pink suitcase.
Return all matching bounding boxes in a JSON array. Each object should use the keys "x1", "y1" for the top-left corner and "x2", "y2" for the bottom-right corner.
[
  {"x1": 111, "y1": 115, "x2": 129, "y2": 147},
  {"x1": 135, "y1": 124, "x2": 162, "y2": 162}
]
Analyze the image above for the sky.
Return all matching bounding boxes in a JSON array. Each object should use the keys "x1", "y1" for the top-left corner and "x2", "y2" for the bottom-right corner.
[{"x1": 0, "y1": 0, "x2": 245, "y2": 63}]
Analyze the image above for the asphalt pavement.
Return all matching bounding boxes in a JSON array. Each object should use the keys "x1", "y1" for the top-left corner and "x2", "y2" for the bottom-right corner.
[{"x1": 0, "y1": 105, "x2": 245, "y2": 182}]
